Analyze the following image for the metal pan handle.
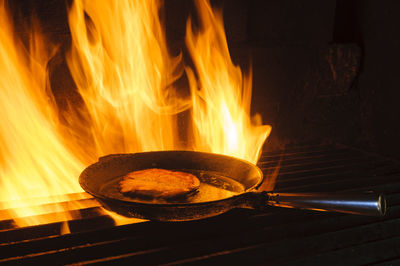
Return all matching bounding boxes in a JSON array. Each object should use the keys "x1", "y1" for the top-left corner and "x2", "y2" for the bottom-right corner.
[{"x1": 264, "y1": 192, "x2": 386, "y2": 216}]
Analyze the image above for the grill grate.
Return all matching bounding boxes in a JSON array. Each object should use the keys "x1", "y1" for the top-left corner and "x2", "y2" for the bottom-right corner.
[{"x1": 0, "y1": 144, "x2": 399, "y2": 265}]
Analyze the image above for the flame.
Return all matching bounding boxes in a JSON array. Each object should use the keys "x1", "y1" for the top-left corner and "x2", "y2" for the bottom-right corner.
[
  {"x1": 0, "y1": 0, "x2": 271, "y2": 227},
  {"x1": 0, "y1": 1, "x2": 87, "y2": 226},
  {"x1": 66, "y1": 0, "x2": 270, "y2": 164},
  {"x1": 186, "y1": 0, "x2": 271, "y2": 164},
  {"x1": 66, "y1": 0, "x2": 190, "y2": 159}
]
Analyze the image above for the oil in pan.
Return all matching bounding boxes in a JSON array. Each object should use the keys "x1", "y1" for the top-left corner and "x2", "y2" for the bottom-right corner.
[{"x1": 98, "y1": 169, "x2": 245, "y2": 204}]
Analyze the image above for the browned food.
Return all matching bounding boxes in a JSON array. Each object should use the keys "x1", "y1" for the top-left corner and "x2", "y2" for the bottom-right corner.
[{"x1": 119, "y1": 168, "x2": 200, "y2": 199}]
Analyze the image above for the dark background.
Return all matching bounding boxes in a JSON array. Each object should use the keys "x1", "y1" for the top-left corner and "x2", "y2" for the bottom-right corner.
[{"x1": 9, "y1": 0, "x2": 400, "y2": 160}]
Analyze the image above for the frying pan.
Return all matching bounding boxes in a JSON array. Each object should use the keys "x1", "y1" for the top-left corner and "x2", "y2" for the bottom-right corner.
[{"x1": 79, "y1": 151, "x2": 386, "y2": 221}]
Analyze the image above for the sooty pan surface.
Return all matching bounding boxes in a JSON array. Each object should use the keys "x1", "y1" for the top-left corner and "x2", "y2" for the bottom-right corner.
[{"x1": 79, "y1": 151, "x2": 264, "y2": 221}]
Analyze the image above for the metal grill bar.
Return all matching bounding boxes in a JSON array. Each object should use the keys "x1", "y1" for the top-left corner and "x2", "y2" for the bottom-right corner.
[{"x1": 0, "y1": 144, "x2": 399, "y2": 265}]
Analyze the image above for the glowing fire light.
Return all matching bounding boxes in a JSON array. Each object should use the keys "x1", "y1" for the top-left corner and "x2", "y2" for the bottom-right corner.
[
  {"x1": 0, "y1": 1, "x2": 85, "y2": 226},
  {"x1": 186, "y1": 0, "x2": 271, "y2": 163},
  {"x1": 0, "y1": 0, "x2": 271, "y2": 227},
  {"x1": 66, "y1": 0, "x2": 270, "y2": 164},
  {"x1": 67, "y1": 0, "x2": 190, "y2": 159}
]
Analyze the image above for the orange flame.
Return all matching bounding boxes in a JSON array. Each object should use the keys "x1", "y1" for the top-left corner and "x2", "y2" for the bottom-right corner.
[
  {"x1": 67, "y1": 0, "x2": 190, "y2": 159},
  {"x1": 0, "y1": 0, "x2": 271, "y2": 227},
  {"x1": 66, "y1": 0, "x2": 270, "y2": 164},
  {"x1": 186, "y1": 0, "x2": 271, "y2": 164},
  {"x1": 0, "y1": 1, "x2": 86, "y2": 226}
]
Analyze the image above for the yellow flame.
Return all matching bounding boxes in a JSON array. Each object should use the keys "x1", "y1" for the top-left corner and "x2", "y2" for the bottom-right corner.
[
  {"x1": 67, "y1": 0, "x2": 190, "y2": 159},
  {"x1": 0, "y1": 1, "x2": 88, "y2": 226},
  {"x1": 186, "y1": 0, "x2": 271, "y2": 164},
  {"x1": 0, "y1": 0, "x2": 271, "y2": 227},
  {"x1": 67, "y1": 0, "x2": 270, "y2": 164}
]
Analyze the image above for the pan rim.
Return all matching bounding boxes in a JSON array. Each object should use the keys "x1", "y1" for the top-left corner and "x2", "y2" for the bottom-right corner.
[{"x1": 79, "y1": 150, "x2": 264, "y2": 207}]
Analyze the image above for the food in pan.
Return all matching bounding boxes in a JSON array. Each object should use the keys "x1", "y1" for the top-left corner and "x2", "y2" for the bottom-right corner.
[{"x1": 119, "y1": 168, "x2": 200, "y2": 199}]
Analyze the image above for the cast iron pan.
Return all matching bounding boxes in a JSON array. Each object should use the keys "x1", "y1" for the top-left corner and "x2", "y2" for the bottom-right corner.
[{"x1": 79, "y1": 151, "x2": 386, "y2": 221}]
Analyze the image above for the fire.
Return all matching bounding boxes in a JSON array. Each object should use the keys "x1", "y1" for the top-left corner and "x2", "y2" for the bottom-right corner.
[
  {"x1": 186, "y1": 0, "x2": 271, "y2": 163},
  {"x1": 66, "y1": 0, "x2": 190, "y2": 158},
  {"x1": 0, "y1": 1, "x2": 85, "y2": 226},
  {"x1": 66, "y1": 0, "x2": 270, "y2": 164},
  {"x1": 0, "y1": 0, "x2": 271, "y2": 227}
]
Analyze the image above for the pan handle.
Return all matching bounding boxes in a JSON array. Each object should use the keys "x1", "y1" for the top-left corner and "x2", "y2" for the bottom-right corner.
[{"x1": 263, "y1": 192, "x2": 386, "y2": 216}]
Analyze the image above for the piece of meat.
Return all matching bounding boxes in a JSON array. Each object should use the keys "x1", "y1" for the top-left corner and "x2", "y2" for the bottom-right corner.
[{"x1": 119, "y1": 168, "x2": 200, "y2": 199}]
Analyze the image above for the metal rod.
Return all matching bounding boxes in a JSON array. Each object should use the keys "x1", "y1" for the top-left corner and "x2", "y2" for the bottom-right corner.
[{"x1": 265, "y1": 192, "x2": 386, "y2": 216}]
